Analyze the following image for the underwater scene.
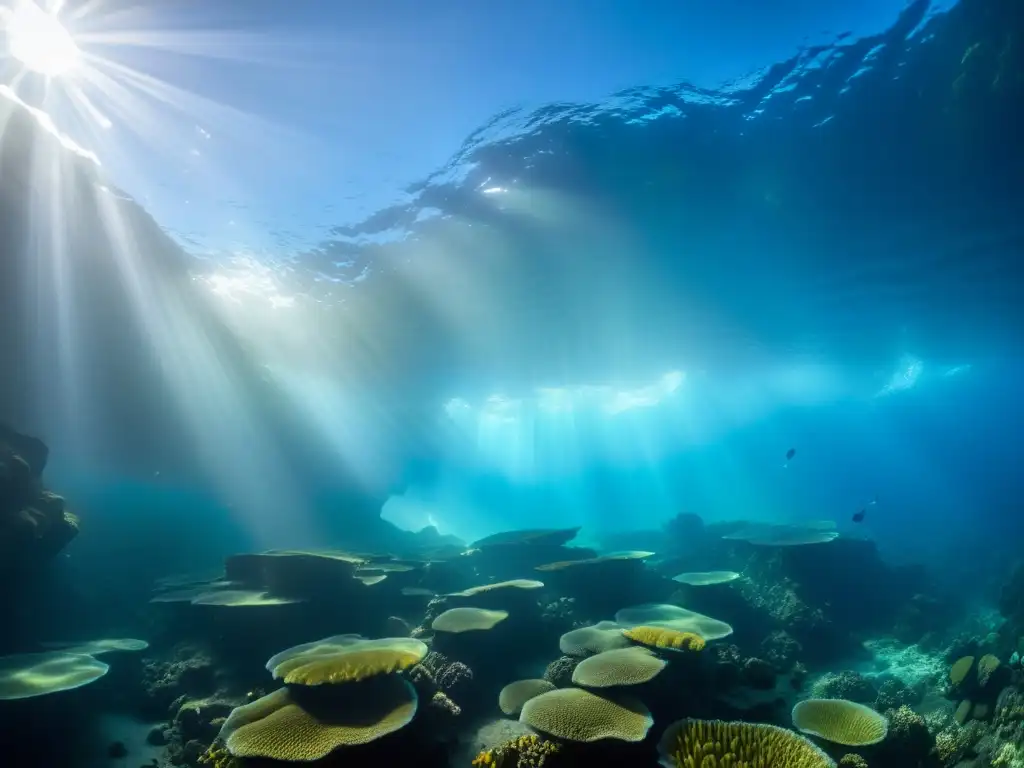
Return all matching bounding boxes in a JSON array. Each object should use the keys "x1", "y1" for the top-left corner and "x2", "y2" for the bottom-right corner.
[{"x1": 1, "y1": 0, "x2": 1024, "y2": 766}]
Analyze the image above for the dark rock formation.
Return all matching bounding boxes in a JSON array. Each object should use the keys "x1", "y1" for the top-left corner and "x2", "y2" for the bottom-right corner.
[{"x1": 0, "y1": 426, "x2": 77, "y2": 566}]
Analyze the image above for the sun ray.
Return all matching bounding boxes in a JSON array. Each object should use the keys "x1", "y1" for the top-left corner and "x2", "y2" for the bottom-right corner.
[
  {"x1": 4, "y1": 0, "x2": 81, "y2": 77},
  {"x1": 0, "y1": 0, "x2": 347, "y2": 543}
]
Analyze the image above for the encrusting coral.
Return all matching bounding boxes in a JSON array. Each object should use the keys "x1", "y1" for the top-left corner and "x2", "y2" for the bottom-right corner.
[
  {"x1": 623, "y1": 626, "x2": 706, "y2": 652},
  {"x1": 265, "y1": 635, "x2": 428, "y2": 685},
  {"x1": 199, "y1": 743, "x2": 239, "y2": 768}
]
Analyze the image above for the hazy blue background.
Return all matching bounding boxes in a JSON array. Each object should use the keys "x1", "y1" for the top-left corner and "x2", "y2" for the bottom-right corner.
[{"x1": 3, "y1": 0, "x2": 1020, "y2": 613}]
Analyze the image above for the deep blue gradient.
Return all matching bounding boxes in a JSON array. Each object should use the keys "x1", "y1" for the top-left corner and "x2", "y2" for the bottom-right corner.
[{"x1": 54, "y1": 0, "x2": 928, "y2": 245}]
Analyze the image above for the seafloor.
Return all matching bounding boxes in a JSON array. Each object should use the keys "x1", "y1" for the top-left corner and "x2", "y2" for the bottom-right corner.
[{"x1": 4, "y1": 428, "x2": 1024, "y2": 768}]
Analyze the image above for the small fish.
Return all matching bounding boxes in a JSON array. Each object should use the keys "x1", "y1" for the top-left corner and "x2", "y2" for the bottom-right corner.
[
  {"x1": 783, "y1": 447, "x2": 796, "y2": 468},
  {"x1": 852, "y1": 494, "x2": 879, "y2": 523}
]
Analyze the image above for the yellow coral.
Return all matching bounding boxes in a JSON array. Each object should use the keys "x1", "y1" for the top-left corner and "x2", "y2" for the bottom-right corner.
[
  {"x1": 977, "y1": 654, "x2": 1001, "y2": 687},
  {"x1": 954, "y1": 699, "x2": 973, "y2": 724},
  {"x1": 198, "y1": 743, "x2": 238, "y2": 768},
  {"x1": 472, "y1": 733, "x2": 561, "y2": 768},
  {"x1": 499, "y1": 679, "x2": 556, "y2": 715},
  {"x1": 950, "y1": 656, "x2": 974, "y2": 686},
  {"x1": 791, "y1": 699, "x2": 888, "y2": 746},
  {"x1": 431, "y1": 607, "x2": 508, "y2": 633},
  {"x1": 992, "y1": 742, "x2": 1021, "y2": 768},
  {"x1": 571, "y1": 647, "x2": 667, "y2": 687},
  {"x1": 266, "y1": 636, "x2": 427, "y2": 685},
  {"x1": 659, "y1": 718, "x2": 836, "y2": 768},
  {"x1": 520, "y1": 688, "x2": 652, "y2": 742},
  {"x1": 276, "y1": 647, "x2": 423, "y2": 685},
  {"x1": 220, "y1": 680, "x2": 417, "y2": 760},
  {"x1": 623, "y1": 625, "x2": 706, "y2": 652}
]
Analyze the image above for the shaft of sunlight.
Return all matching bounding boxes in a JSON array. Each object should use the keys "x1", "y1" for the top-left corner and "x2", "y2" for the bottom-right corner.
[
  {"x1": 90, "y1": 187, "x2": 314, "y2": 547},
  {"x1": 4, "y1": 0, "x2": 80, "y2": 78}
]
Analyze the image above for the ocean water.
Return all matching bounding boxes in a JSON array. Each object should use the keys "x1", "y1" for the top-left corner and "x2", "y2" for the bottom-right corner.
[{"x1": 1, "y1": 0, "x2": 1023, "y2": 766}]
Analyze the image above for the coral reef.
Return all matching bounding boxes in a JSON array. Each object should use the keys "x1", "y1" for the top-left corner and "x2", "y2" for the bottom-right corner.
[
  {"x1": 873, "y1": 705, "x2": 937, "y2": 768},
  {"x1": 810, "y1": 671, "x2": 879, "y2": 703},
  {"x1": 20, "y1": 512, "x2": 1012, "y2": 768},
  {"x1": 659, "y1": 718, "x2": 834, "y2": 768},
  {"x1": 141, "y1": 643, "x2": 218, "y2": 716},
  {"x1": 791, "y1": 699, "x2": 889, "y2": 746},
  {"x1": 875, "y1": 678, "x2": 921, "y2": 711},
  {"x1": 543, "y1": 655, "x2": 580, "y2": 687},
  {"x1": 421, "y1": 651, "x2": 475, "y2": 698},
  {"x1": 472, "y1": 733, "x2": 561, "y2": 767}
]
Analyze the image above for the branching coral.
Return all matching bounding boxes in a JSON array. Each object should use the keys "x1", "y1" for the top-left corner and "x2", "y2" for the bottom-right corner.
[
  {"x1": 430, "y1": 691, "x2": 461, "y2": 716},
  {"x1": 472, "y1": 733, "x2": 561, "y2": 768},
  {"x1": 199, "y1": 742, "x2": 240, "y2": 768},
  {"x1": 659, "y1": 718, "x2": 835, "y2": 768},
  {"x1": 421, "y1": 652, "x2": 473, "y2": 694}
]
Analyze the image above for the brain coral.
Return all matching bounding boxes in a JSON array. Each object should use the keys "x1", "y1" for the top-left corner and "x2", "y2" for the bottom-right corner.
[
  {"x1": 658, "y1": 718, "x2": 836, "y2": 768},
  {"x1": 791, "y1": 699, "x2": 889, "y2": 746},
  {"x1": 623, "y1": 626, "x2": 705, "y2": 652},
  {"x1": 266, "y1": 636, "x2": 427, "y2": 685},
  {"x1": 519, "y1": 688, "x2": 653, "y2": 742},
  {"x1": 571, "y1": 647, "x2": 667, "y2": 687},
  {"x1": 220, "y1": 678, "x2": 418, "y2": 760}
]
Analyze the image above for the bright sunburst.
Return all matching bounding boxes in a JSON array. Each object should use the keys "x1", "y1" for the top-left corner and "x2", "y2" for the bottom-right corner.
[
  {"x1": 0, "y1": 0, "x2": 323, "y2": 544},
  {"x1": 6, "y1": 1, "x2": 80, "y2": 78}
]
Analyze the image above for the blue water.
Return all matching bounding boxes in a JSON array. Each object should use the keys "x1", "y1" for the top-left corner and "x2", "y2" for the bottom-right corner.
[{"x1": 2, "y1": 0, "x2": 1022, "y2": 641}]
